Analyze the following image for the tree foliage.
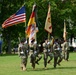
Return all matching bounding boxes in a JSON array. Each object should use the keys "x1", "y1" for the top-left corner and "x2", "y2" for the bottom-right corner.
[{"x1": 0, "y1": 0, "x2": 76, "y2": 53}]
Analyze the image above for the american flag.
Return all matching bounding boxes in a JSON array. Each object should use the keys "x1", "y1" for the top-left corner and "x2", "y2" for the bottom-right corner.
[{"x1": 2, "y1": 6, "x2": 26, "y2": 28}]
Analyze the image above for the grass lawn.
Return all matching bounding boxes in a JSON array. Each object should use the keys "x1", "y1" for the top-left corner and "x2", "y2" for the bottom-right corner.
[{"x1": 0, "y1": 52, "x2": 76, "y2": 75}]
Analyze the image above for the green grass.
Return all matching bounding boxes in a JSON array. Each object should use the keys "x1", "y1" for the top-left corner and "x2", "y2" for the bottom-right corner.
[{"x1": 0, "y1": 52, "x2": 76, "y2": 75}]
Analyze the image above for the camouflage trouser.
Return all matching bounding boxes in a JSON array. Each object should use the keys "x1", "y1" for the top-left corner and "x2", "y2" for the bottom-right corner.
[
  {"x1": 20, "y1": 54, "x2": 28, "y2": 70},
  {"x1": 47, "y1": 52, "x2": 53, "y2": 63},
  {"x1": 21, "y1": 57, "x2": 28, "y2": 66},
  {"x1": 43, "y1": 49, "x2": 53, "y2": 68},
  {"x1": 35, "y1": 53, "x2": 42, "y2": 65},
  {"x1": 62, "y1": 50, "x2": 69, "y2": 61},
  {"x1": 43, "y1": 52, "x2": 48, "y2": 68},
  {"x1": 30, "y1": 50, "x2": 42, "y2": 67},
  {"x1": 54, "y1": 50, "x2": 63, "y2": 68},
  {"x1": 29, "y1": 50, "x2": 36, "y2": 69},
  {"x1": 65, "y1": 50, "x2": 69, "y2": 61}
]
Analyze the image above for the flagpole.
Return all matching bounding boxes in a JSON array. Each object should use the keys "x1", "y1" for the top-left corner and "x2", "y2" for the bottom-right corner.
[
  {"x1": 63, "y1": 19, "x2": 67, "y2": 41},
  {"x1": 48, "y1": 2, "x2": 51, "y2": 40},
  {"x1": 48, "y1": 33, "x2": 50, "y2": 40},
  {"x1": 34, "y1": 3, "x2": 37, "y2": 42},
  {"x1": 35, "y1": 3, "x2": 37, "y2": 43},
  {"x1": 25, "y1": 20, "x2": 27, "y2": 41},
  {"x1": 23, "y1": 1, "x2": 27, "y2": 41}
]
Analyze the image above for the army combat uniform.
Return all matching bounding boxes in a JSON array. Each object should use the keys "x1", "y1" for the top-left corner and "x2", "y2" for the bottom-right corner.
[
  {"x1": 35, "y1": 44, "x2": 42, "y2": 65},
  {"x1": 61, "y1": 41, "x2": 69, "y2": 61},
  {"x1": 18, "y1": 40, "x2": 28, "y2": 71},
  {"x1": 29, "y1": 41, "x2": 37, "y2": 69},
  {"x1": 53, "y1": 40, "x2": 63, "y2": 68},
  {"x1": 43, "y1": 39, "x2": 53, "y2": 69}
]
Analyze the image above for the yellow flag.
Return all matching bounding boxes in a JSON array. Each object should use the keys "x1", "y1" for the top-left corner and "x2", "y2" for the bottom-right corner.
[{"x1": 45, "y1": 3, "x2": 52, "y2": 33}]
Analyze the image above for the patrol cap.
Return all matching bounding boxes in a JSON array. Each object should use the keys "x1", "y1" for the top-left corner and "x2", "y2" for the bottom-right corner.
[
  {"x1": 31, "y1": 39, "x2": 35, "y2": 43},
  {"x1": 21, "y1": 38, "x2": 26, "y2": 43},
  {"x1": 55, "y1": 39, "x2": 58, "y2": 42},
  {"x1": 44, "y1": 37, "x2": 47, "y2": 40},
  {"x1": 21, "y1": 40, "x2": 24, "y2": 43}
]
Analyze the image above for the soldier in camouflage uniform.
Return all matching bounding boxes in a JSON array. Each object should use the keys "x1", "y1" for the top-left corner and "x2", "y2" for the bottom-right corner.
[
  {"x1": 43, "y1": 39, "x2": 53, "y2": 69},
  {"x1": 47, "y1": 38, "x2": 54, "y2": 64},
  {"x1": 35, "y1": 44, "x2": 42, "y2": 65},
  {"x1": 29, "y1": 39, "x2": 37, "y2": 69},
  {"x1": 18, "y1": 39, "x2": 28, "y2": 71},
  {"x1": 43, "y1": 39, "x2": 48, "y2": 69},
  {"x1": 29, "y1": 39, "x2": 42, "y2": 69},
  {"x1": 53, "y1": 39, "x2": 63, "y2": 68},
  {"x1": 61, "y1": 40, "x2": 69, "y2": 61}
]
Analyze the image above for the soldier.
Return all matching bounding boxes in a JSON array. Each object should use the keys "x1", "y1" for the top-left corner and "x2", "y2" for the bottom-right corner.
[
  {"x1": 61, "y1": 40, "x2": 69, "y2": 61},
  {"x1": 43, "y1": 39, "x2": 48, "y2": 69},
  {"x1": 43, "y1": 38, "x2": 53, "y2": 69},
  {"x1": 57, "y1": 39, "x2": 63, "y2": 66},
  {"x1": 35, "y1": 44, "x2": 42, "y2": 65},
  {"x1": 29, "y1": 39, "x2": 37, "y2": 70},
  {"x1": 53, "y1": 39, "x2": 63, "y2": 68},
  {"x1": 47, "y1": 38, "x2": 53, "y2": 64},
  {"x1": 18, "y1": 39, "x2": 28, "y2": 71}
]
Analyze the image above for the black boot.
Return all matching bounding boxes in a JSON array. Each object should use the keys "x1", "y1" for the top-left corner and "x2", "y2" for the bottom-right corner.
[{"x1": 35, "y1": 60, "x2": 39, "y2": 65}]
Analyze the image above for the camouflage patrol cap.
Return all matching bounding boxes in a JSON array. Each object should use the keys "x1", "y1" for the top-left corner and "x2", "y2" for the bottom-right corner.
[
  {"x1": 31, "y1": 39, "x2": 35, "y2": 43},
  {"x1": 21, "y1": 38, "x2": 26, "y2": 43}
]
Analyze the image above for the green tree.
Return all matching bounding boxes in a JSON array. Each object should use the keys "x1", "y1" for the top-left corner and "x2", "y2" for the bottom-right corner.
[{"x1": 1, "y1": 0, "x2": 76, "y2": 54}]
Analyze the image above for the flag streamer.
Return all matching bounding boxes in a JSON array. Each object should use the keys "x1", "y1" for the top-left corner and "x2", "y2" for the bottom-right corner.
[{"x1": 63, "y1": 20, "x2": 67, "y2": 41}]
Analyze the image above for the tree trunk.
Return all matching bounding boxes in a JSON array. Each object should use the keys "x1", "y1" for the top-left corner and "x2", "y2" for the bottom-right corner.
[
  {"x1": 5, "y1": 30, "x2": 11, "y2": 54},
  {"x1": 7, "y1": 37, "x2": 11, "y2": 54}
]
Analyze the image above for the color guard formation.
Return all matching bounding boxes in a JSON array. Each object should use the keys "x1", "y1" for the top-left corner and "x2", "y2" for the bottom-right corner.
[{"x1": 18, "y1": 36, "x2": 70, "y2": 71}]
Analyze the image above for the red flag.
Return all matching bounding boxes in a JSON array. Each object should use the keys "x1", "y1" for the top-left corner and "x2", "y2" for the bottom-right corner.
[
  {"x1": 2, "y1": 6, "x2": 26, "y2": 28},
  {"x1": 26, "y1": 4, "x2": 38, "y2": 44},
  {"x1": 26, "y1": 4, "x2": 37, "y2": 37},
  {"x1": 25, "y1": 11, "x2": 35, "y2": 37}
]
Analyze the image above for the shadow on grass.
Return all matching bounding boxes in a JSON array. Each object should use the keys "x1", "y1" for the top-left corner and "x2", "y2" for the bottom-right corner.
[
  {"x1": 26, "y1": 66, "x2": 76, "y2": 72},
  {"x1": 56, "y1": 66, "x2": 76, "y2": 69},
  {"x1": 26, "y1": 67, "x2": 57, "y2": 72},
  {"x1": 0, "y1": 53, "x2": 18, "y2": 57}
]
